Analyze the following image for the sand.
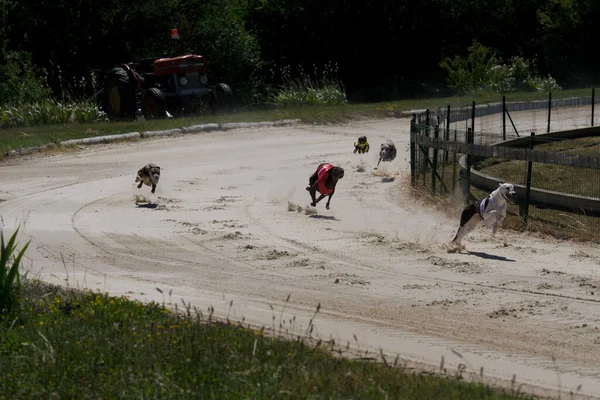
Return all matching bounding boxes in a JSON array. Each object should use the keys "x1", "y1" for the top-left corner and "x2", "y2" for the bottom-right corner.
[{"x1": 1, "y1": 115, "x2": 600, "y2": 399}]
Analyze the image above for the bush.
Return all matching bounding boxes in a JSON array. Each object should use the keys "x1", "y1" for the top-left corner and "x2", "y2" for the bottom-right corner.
[
  {"x1": 0, "y1": 40, "x2": 51, "y2": 105},
  {"x1": 440, "y1": 40, "x2": 561, "y2": 95}
]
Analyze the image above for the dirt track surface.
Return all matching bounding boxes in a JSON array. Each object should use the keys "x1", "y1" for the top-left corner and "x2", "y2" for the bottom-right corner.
[{"x1": 2, "y1": 118, "x2": 600, "y2": 399}]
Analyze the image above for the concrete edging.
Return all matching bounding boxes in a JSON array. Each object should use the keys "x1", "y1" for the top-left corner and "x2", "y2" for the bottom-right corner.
[{"x1": 3, "y1": 119, "x2": 302, "y2": 159}]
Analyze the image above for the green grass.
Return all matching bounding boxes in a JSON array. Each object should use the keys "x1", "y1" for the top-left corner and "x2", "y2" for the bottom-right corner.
[
  {"x1": 0, "y1": 87, "x2": 595, "y2": 157},
  {"x1": 0, "y1": 280, "x2": 532, "y2": 399}
]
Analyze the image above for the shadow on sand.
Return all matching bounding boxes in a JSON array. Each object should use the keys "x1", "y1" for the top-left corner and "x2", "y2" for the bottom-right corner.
[
  {"x1": 308, "y1": 214, "x2": 339, "y2": 221},
  {"x1": 467, "y1": 250, "x2": 516, "y2": 262},
  {"x1": 136, "y1": 202, "x2": 158, "y2": 209}
]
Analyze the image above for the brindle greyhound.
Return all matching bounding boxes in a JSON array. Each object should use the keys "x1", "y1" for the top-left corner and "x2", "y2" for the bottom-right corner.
[
  {"x1": 305, "y1": 163, "x2": 345, "y2": 209},
  {"x1": 135, "y1": 163, "x2": 161, "y2": 194},
  {"x1": 376, "y1": 139, "x2": 397, "y2": 168}
]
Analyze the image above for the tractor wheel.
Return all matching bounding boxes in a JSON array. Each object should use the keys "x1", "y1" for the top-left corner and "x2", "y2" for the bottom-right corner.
[
  {"x1": 142, "y1": 88, "x2": 167, "y2": 120},
  {"x1": 209, "y1": 83, "x2": 233, "y2": 114},
  {"x1": 102, "y1": 67, "x2": 137, "y2": 122}
]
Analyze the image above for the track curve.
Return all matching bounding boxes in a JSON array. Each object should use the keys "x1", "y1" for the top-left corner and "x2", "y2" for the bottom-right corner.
[{"x1": 1, "y1": 119, "x2": 600, "y2": 399}]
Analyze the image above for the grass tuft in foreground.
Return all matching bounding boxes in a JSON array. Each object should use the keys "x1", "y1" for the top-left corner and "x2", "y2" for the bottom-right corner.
[
  {"x1": 0, "y1": 280, "x2": 531, "y2": 399},
  {"x1": 0, "y1": 226, "x2": 29, "y2": 316}
]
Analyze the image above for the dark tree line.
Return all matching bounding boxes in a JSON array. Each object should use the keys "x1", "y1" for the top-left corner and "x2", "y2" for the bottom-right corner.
[{"x1": 1, "y1": 0, "x2": 599, "y2": 104}]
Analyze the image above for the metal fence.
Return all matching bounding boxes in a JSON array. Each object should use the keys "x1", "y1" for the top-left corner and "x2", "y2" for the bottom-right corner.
[{"x1": 409, "y1": 91, "x2": 600, "y2": 242}]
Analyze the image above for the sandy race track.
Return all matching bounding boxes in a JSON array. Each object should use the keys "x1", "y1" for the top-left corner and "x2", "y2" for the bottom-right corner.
[{"x1": 2, "y1": 118, "x2": 600, "y2": 399}]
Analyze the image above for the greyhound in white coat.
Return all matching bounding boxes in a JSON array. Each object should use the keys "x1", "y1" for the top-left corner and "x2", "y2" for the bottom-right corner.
[{"x1": 446, "y1": 182, "x2": 517, "y2": 252}]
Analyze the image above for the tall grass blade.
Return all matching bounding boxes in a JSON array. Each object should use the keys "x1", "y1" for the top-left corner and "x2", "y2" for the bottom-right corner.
[{"x1": 0, "y1": 226, "x2": 29, "y2": 315}]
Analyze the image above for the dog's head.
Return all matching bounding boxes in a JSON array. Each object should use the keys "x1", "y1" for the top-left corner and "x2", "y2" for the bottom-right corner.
[
  {"x1": 146, "y1": 164, "x2": 161, "y2": 185},
  {"x1": 329, "y1": 166, "x2": 345, "y2": 181},
  {"x1": 498, "y1": 182, "x2": 517, "y2": 204},
  {"x1": 358, "y1": 136, "x2": 367, "y2": 145},
  {"x1": 380, "y1": 141, "x2": 395, "y2": 157}
]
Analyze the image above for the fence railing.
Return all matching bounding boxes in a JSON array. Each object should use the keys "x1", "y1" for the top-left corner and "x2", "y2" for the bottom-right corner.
[
  {"x1": 409, "y1": 90, "x2": 600, "y2": 242},
  {"x1": 418, "y1": 89, "x2": 600, "y2": 140}
]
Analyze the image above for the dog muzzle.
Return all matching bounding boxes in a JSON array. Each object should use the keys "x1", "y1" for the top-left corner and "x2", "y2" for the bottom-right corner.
[
  {"x1": 151, "y1": 174, "x2": 160, "y2": 185},
  {"x1": 504, "y1": 192, "x2": 517, "y2": 204}
]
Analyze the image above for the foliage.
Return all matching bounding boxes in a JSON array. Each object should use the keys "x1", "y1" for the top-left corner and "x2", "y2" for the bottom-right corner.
[
  {"x1": 187, "y1": 0, "x2": 265, "y2": 104},
  {"x1": 0, "y1": 226, "x2": 29, "y2": 316},
  {"x1": 0, "y1": 40, "x2": 51, "y2": 105},
  {"x1": 440, "y1": 40, "x2": 561, "y2": 95}
]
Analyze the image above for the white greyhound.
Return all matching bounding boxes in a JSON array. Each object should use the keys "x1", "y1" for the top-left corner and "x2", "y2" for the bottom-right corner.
[{"x1": 446, "y1": 182, "x2": 517, "y2": 252}]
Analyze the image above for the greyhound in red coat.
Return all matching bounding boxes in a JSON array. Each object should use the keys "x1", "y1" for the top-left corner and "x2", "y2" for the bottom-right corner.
[{"x1": 306, "y1": 163, "x2": 345, "y2": 209}]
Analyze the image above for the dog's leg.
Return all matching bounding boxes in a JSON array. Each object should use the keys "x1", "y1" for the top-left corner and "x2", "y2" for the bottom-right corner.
[
  {"x1": 314, "y1": 193, "x2": 326, "y2": 205},
  {"x1": 376, "y1": 157, "x2": 382, "y2": 168},
  {"x1": 309, "y1": 185, "x2": 319, "y2": 206},
  {"x1": 492, "y1": 221, "x2": 499, "y2": 236},
  {"x1": 450, "y1": 218, "x2": 479, "y2": 251},
  {"x1": 151, "y1": 184, "x2": 156, "y2": 194},
  {"x1": 449, "y1": 226, "x2": 466, "y2": 251},
  {"x1": 449, "y1": 204, "x2": 478, "y2": 251},
  {"x1": 137, "y1": 181, "x2": 143, "y2": 189},
  {"x1": 306, "y1": 171, "x2": 318, "y2": 191},
  {"x1": 325, "y1": 188, "x2": 335, "y2": 210}
]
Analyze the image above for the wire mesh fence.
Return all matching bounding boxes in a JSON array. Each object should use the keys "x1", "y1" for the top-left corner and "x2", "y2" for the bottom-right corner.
[{"x1": 410, "y1": 91, "x2": 600, "y2": 242}]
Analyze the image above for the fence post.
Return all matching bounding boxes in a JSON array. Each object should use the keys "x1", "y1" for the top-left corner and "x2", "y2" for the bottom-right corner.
[
  {"x1": 547, "y1": 91, "x2": 552, "y2": 133},
  {"x1": 410, "y1": 113, "x2": 416, "y2": 187},
  {"x1": 592, "y1": 88, "x2": 595, "y2": 127},
  {"x1": 522, "y1": 131, "x2": 535, "y2": 225},
  {"x1": 444, "y1": 104, "x2": 450, "y2": 162},
  {"x1": 425, "y1": 109, "x2": 430, "y2": 138},
  {"x1": 466, "y1": 126, "x2": 474, "y2": 184},
  {"x1": 452, "y1": 129, "x2": 457, "y2": 193},
  {"x1": 432, "y1": 124, "x2": 440, "y2": 194},
  {"x1": 502, "y1": 95, "x2": 506, "y2": 141},
  {"x1": 423, "y1": 109, "x2": 430, "y2": 184},
  {"x1": 471, "y1": 100, "x2": 476, "y2": 133},
  {"x1": 459, "y1": 127, "x2": 474, "y2": 203}
]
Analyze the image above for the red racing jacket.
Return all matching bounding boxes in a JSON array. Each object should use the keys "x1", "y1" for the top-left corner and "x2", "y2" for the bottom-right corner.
[{"x1": 317, "y1": 163, "x2": 334, "y2": 195}]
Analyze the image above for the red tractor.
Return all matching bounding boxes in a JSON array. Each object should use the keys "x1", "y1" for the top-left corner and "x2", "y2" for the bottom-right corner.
[{"x1": 101, "y1": 29, "x2": 233, "y2": 121}]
